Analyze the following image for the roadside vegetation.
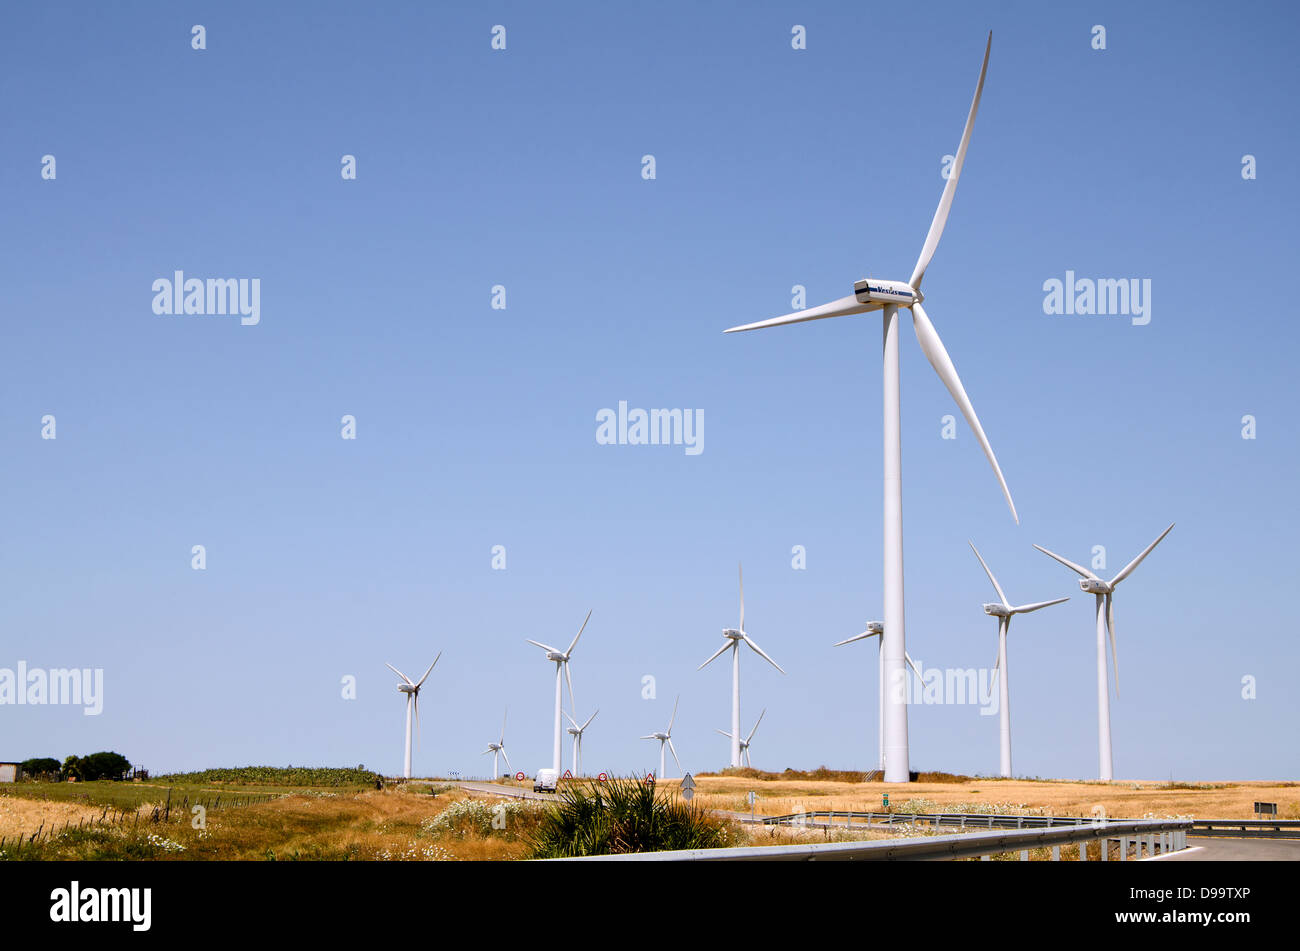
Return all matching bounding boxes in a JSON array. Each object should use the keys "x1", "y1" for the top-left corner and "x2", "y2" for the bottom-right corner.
[{"x1": 527, "y1": 776, "x2": 734, "y2": 858}]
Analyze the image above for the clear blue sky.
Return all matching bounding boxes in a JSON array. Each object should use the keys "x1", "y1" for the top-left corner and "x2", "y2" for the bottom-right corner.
[{"x1": 3, "y1": 1, "x2": 1297, "y2": 783}]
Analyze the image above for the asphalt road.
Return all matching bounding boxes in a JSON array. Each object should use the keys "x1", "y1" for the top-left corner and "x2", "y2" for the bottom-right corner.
[
  {"x1": 1151, "y1": 837, "x2": 1300, "y2": 861},
  {"x1": 457, "y1": 781, "x2": 559, "y2": 802}
]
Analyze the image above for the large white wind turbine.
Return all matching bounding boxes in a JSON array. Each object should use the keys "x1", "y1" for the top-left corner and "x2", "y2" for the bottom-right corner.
[
  {"x1": 715, "y1": 708, "x2": 766, "y2": 768},
  {"x1": 699, "y1": 564, "x2": 785, "y2": 768},
  {"x1": 641, "y1": 695, "x2": 682, "y2": 780},
  {"x1": 481, "y1": 709, "x2": 511, "y2": 779},
  {"x1": 386, "y1": 654, "x2": 440, "y2": 779},
  {"x1": 564, "y1": 709, "x2": 598, "y2": 777},
  {"x1": 834, "y1": 623, "x2": 924, "y2": 772},
  {"x1": 969, "y1": 543, "x2": 1069, "y2": 778},
  {"x1": 526, "y1": 609, "x2": 591, "y2": 773},
  {"x1": 1034, "y1": 524, "x2": 1174, "y2": 781},
  {"x1": 725, "y1": 34, "x2": 1017, "y2": 782}
]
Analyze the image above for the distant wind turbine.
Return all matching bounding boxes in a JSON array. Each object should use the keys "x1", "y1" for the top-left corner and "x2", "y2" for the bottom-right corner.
[
  {"x1": 969, "y1": 542, "x2": 1068, "y2": 778},
  {"x1": 834, "y1": 623, "x2": 923, "y2": 772},
  {"x1": 715, "y1": 709, "x2": 766, "y2": 768},
  {"x1": 699, "y1": 564, "x2": 785, "y2": 768},
  {"x1": 641, "y1": 695, "x2": 682, "y2": 779},
  {"x1": 1034, "y1": 524, "x2": 1174, "y2": 781},
  {"x1": 564, "y1": 709, "x2": 598, "y2": 777},
  {"x1": 386, "y1": 653, "x2": 440, "y2": 779},
  {"x1": 526, "y1": 609, "x2": 591, "y2": 773},
  {"x1": 481, "y1": 709, "x2": 511, "y2": 779}
]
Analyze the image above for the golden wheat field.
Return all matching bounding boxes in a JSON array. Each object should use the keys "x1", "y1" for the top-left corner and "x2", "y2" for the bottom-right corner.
[{"x1": 671, "y1": 774, "x2": 1300, "y2": 820}]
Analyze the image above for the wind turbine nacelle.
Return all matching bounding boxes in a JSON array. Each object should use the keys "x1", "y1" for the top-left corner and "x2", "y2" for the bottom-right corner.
[
  {"x1": 721, "y1": 628, "x2": 742, "y2": 639},
  {"x1": 397, "y1": 684, "x2": 416, "y2": 694},
  {"x1": 983, "y1": 603, "x2": 1011, "y2": 617},
  {"x1": 864, "y1": 621, "x2": 883, "y2": 634},
  {"x1": 854, "y1": 279, "x2": 916, "y2": 305},
  {"x1": 1079, "y1": 579, "x2": 1112, "y2": 594}
]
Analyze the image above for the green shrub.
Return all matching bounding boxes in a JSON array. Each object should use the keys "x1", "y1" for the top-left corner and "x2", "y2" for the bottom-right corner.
[{"x1": 527, "y1": 776, "x2": 733, "y2": 858}]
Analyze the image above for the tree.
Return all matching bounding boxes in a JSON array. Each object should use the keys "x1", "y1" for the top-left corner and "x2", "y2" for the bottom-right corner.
[
  {"x1": 80, "y1": 751, "x2": 131, "y2": 781},
  {"x1": 62, "y1": 756, "x2": 82, "y2": 781},
  {"x1": 19, "y1": 757, "x2": 61, "y2": 779}
]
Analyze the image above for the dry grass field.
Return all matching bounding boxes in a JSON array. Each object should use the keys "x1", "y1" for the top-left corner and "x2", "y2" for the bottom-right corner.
[
  {"x1": 673, "y1": 772, "x2": 1300, "y2": 821},
  {"x1": 1, "y1": 784, "x2": 547, "y2": 860}
]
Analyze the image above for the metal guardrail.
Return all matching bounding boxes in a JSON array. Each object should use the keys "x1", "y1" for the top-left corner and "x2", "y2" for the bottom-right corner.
[
  {"x1": 753, "y1": 810, "x2": 1300, "y2": 840},
  {"x1": 755, "y1": 810, "x2": 1090, "y2": 830},
  {"x1": 547, "y1": 818, "x2": 1193, "y2": 862},
  {"x1": 1190, "y1": 819, "x2": 1300, "y2": 839}
]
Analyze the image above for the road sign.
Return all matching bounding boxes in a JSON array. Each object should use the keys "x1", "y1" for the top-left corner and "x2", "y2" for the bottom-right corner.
[
  {"x1": 597, "y1": 772, "x2": 608, "y2": 783},
  {"x1": 1255, "y1": 801, "x2": 1278, "y2": 817},
  {"x1": 562, "y1": 769, "x2": 573, "y2": 779},
  {"x1": 646, "y1": 772, "x2": 655, "y2": 785},
  {"x1": 514, "y1": 771, "x2": 525, "y2": 781},
  {"x1": 680, "y1": 773, "x2": 695, "y2": 801}
]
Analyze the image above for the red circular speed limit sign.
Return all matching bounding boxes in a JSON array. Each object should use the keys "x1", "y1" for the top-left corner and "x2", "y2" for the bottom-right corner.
[
  {"x1": 514, "y1": 771, "x2": 525, "y2": 781},
  {"x1": 597, "y1": 772, "x2": 608, "y2": 783}
]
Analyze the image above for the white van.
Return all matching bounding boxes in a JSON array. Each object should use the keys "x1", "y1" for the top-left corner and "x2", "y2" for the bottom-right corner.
[{"x1": 533, "y1": 768, "x2": 558, "y2": 793}]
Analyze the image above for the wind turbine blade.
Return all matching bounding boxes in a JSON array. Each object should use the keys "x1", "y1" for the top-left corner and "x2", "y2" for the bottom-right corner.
[
  {"x1": 385, "y1": 663, "x2": 413, "y2": 685},
  {"x1": 714, "y1": 729, "x2": 734, "y2": 738},
  {"x1": 501, "y1": 747, "x2": 510, "y2": 770},
  {"x1": 1011, "y1": 597, "x2": 1070, "y2": 614},
  {"x1": 969, "y1": 541, "x2": 1010, "y2": 607},
  {"x1": 912, "y1": 302, "x2": 1017, "y2": 524},
  {"x1": 742, "y1": 635, "x2": 786, "y2": 675},
  {"x1": 667, "y1": 695, "x2": 679, "y2": 734},
  {"x1": 833, "y1": 631, "x2": 876, "y2": 647},
  {"x1": 501, "y1": 708, "x2": 507, "y2": 745},
  {"x1": 724, "y1": 295, "x2": 881, "y2": 334},
  {"x1": 564, "y1": 662, "x2": 576, "y2": 714},
  {"x1": 1109, "y1": 523, "x2": 1175, "y2": 587},
  {"x1": 640, "y1": 735, "x2": 657, "y2": 741},
  {"x1": 582, "y1": 709, "x2": 599, "y2": 731},
  {"x1": 1033, "y1": 544, "x2": 1099, "y2": 580},
  {"x1": 415, "y1": 652, "x2": 441, "y2": 689},
  {"x1": 526, "y1": 639, "x2": 560, "y2": 654},
  {"x1": 667, "y1": 738, "x2": 682, "y2": 773},
  {"x1": 904, "y1": 652, "x2": 924, "y2": 682},
  {"x1": 738, "y1": 562, "x2": 745, "y2": 633},
  {"x1": 566, "y1": 609, "x2": 593, "y2": 656},
  {"x1": 481, "y1": 748, "x2": 493, "y2": 755},
  {"x1": 909, "y1": 32, "x2": 991, "y2": 291},
  {"x1": 1106, "y1": 593, "x2": 1119, "y2": 698},
  {"x1": 564, "y1": 709, "x2": 580, "y2": 730},
  {"x1": 744, "y1": 747, "x2": 752, "y2": 768},
  {"x1": 747, "y1": 708, "x2": 766, "y2": 743},
  {"x1": 697, "y1": 640, "x2": 732, "y2": 670}
]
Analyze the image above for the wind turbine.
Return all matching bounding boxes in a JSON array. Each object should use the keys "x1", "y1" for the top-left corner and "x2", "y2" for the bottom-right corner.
[
  {"x1": 724, "y1": 33, "x2": 1017, "y2": 783},
  {"x1": 1034, "y1": 524, "x2": 1174, "y2": 781},
  {"x1": 564, "y1": 709, "x2": 598, "y2": 777},
  {"x1": 385, "y1": 653, "x2": 440, "y2": 779},
  {"x1": 481, "y1": 709, "x2": 511, "y2": 779},
  {"x1": 699, "y1": 564, "x2": 785, "y2": 768},
  {"x1": 526, "y1": 609, "x2": 591, "y2": 773},
  {"x1": 834, "y1": 623, "x2": 924, "y2": 772},
  {"x1": 641, "y1": 695, "x2": 682, "y2": 779},
  {"x1": 969, "y1": 542, "x2": 1069, "y2": 778},
  {"x1": 715, "y1": 708, "x2": 766, "y2": 768}
]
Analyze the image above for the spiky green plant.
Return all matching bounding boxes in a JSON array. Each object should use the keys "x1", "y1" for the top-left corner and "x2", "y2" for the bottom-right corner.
[{"x1": 526, "y1": 776, "x2": 732, "y2": 858}]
